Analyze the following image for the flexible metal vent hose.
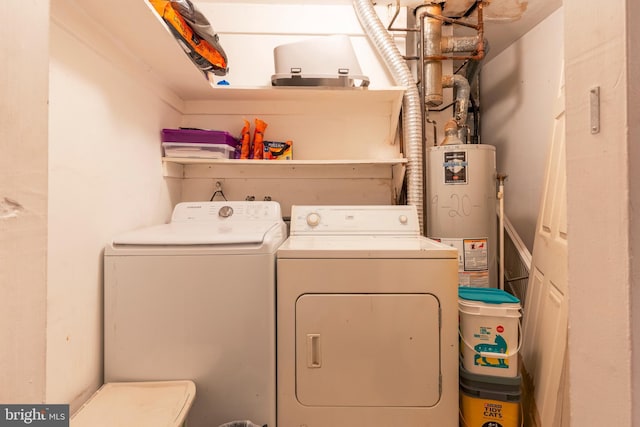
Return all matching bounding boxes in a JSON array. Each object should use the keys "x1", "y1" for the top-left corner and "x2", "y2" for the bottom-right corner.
[{"x1": 353, "y1": 0, "x2": 424, "y2": 233}]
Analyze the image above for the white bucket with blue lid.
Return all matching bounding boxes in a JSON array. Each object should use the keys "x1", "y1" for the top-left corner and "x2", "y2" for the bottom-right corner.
[{"x1": 458, "y1": 287, "x2": 522, "y2": 378}]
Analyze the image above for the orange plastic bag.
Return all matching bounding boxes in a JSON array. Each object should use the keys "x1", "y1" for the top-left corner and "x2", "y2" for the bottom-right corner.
[
  {"x1": 252, "y1": 119, "x2": 268, "y2": 160},
  {"x1": 149, "y1": 0, "x2": 228, "y2": 75},
  {"x1": 239, "y1": 119, "x2": 251, "y2": 160}
]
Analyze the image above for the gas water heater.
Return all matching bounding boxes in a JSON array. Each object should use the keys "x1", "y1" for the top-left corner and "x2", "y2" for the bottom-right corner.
[{"x1": 427, "y1": 144, "x2": 497, "y2": 288}]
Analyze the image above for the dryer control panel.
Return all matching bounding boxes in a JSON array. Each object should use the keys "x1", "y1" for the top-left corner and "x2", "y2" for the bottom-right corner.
[{"x1": 289, "y1": 205, "x2": 420, "y2": 236}]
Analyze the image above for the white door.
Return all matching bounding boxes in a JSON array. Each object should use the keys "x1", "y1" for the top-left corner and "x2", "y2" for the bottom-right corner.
[
  {"x1": 295, "y1": 293, "x2": 441, "y2": 407},
  {"x1": 521, "y1": 77, "x2": 569, "y2": 427}
]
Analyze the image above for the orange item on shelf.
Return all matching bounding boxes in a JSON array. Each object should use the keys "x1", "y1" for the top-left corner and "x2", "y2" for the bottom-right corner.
[
  {"x1": 264, "y1": 140, "x2": 293, "y2": 160},
  {"x1": 149, "y1": 0, "x2": 228, "y2": 75},
  {"x1": 252, "y1": 119, "x2": 268, "y2": 160},
  {"x1": 239, "y1": 119, "x2": 251, "y2": 159}
]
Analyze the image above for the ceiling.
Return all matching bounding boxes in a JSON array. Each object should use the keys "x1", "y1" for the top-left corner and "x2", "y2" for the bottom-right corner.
[
  {"x1": 190, "y1": 0, "x2": 563, "y2": 61},
  {"x1": 474, "y1": 0, "x2": 562, "y2": 61},
  {"x1": 77, "y1": 0, "x2": 561, "y2": 62}
]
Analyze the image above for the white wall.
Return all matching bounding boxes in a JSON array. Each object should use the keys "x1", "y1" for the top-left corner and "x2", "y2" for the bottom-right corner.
[
  {"x1": 170, "y1": 3, "x2": 410, "y2": 211},
  {"x1": 480, "y1": 8, "x2": 564, "y2": 251},
  {"x1": 0, "y1": 1, "x2": 49, "y2": 403},
  {"x1": 46, "y1": 1, "x2": 182, "y2": 410}
]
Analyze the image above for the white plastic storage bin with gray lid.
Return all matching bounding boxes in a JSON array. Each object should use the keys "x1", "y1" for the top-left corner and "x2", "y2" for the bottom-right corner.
[
  {"x1": 458, "y1": 287, "x2": 522, "y2": 378},
  {"x1": 70, "y1": 381, "x2": 195, "y2": 427}
]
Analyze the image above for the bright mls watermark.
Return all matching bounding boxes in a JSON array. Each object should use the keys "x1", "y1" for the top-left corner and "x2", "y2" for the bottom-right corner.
[{"x1": 0, "y1": 405, "x2": 68, "y2": 426}]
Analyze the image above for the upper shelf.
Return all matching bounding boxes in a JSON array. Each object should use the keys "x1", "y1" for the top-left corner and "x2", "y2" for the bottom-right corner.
[
  {"x1": 62, "y1": 0, "x2": 407, "y2": 107},
  {"x1": 181, "y1": 85, "x2": 406, "y2": 114},
  {"x1": 162, "y1": 157, "x2": 408, "y2": 179}
]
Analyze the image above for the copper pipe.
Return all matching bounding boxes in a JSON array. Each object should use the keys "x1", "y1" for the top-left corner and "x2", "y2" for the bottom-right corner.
[
  {"x1": 474, "y1": 1, "x2": 485, "y2": 61},
  {"x1": 423, "y1": 1, "x2": 485, "y2": 62},
  {"x1": 418, "y1": 11, "x2": 480, "y2": 29},
  {"x1": 387, "y1": 0, "x2": 420, "y2": 32},
  {"x1": 387, "y1": 0, "x2": 401, "y2": 31},
  {"x1": 388, "y1": 28, "x2": 421, "y2": 32}
]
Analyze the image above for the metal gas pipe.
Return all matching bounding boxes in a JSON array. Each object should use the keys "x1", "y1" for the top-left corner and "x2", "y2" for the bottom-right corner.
[{"x1": 417, "y1": 1, "x2": 486, "y2": 143}]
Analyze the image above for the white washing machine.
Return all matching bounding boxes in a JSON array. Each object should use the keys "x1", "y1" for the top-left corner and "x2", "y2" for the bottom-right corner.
[
  {"x1": 277, "y1": 205, "x2": 459, "y2": 427},
  {"x1": 104, "y1": 201, "x2": 286, "y2": 427}
]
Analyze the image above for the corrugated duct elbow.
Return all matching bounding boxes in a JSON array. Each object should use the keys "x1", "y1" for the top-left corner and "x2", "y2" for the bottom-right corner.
[
  {"x1": 353, "y1": 0, "x2": 424, "y2": 233},
  {"x1": 442, "y1": 74, "x2": 471, "y2": 140}
]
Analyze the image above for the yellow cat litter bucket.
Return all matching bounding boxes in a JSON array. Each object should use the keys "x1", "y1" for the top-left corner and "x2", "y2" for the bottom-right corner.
[
  {"x1": 458, "y1": 287, "x2": 522, "y2": 377},
  {"x1": 459, "y1": 364, "x2": 521, "y2": 427}
]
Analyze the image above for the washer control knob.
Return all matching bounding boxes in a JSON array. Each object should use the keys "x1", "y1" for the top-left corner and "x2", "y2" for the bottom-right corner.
[
  {"x1": 218, "y1": 206, "x2": 234, "y2": 218},
  {"x1": 306, "y1": 212, "x2": 321, "y2": 227},
  {"x1": 399, "y1": 215, "x2": 408, "y2": 225}
]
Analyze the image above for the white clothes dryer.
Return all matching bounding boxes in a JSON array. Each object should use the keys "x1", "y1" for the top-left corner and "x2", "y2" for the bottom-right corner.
[
  {"x1": 277, "y1": 205, "x2": 459, "y2": 427},
  {"x1": 104, "y1": 201, "x2": 286, "y2": 427}
]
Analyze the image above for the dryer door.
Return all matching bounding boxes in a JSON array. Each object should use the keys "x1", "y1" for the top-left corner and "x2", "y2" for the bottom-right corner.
[{"x1": 295, "y1": 293, "x2": 441, "y2": 407}]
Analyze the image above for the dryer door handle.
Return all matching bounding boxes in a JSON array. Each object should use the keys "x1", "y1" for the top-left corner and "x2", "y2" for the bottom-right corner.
[{"x1": 306, "y1": 334, "x2": 322, "y2": 368}]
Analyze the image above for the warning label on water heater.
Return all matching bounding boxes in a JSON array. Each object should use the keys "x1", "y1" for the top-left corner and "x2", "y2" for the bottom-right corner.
[
  {"x1": 436, "y1": 237, "x2": 489, "y2": 287},
  {"x1": 464, "y1": 238, "x2": 489, "y2": 271},
  {"x1": 443, "y1": 151, "x2": 468, "y2": 184}
]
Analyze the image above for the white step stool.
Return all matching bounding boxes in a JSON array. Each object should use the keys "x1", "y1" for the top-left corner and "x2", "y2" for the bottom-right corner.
[{"x1": 70, "y1": 381, "x2": 196, "y2": 427}]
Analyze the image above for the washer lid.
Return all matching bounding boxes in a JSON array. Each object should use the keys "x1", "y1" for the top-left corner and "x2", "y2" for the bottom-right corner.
[
  {"x1": 112, "y1": 221, "x2": 279, "y2": 246},
  {"x1": 111, "y1": 201, "x2": 284, "y2": 246}
]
